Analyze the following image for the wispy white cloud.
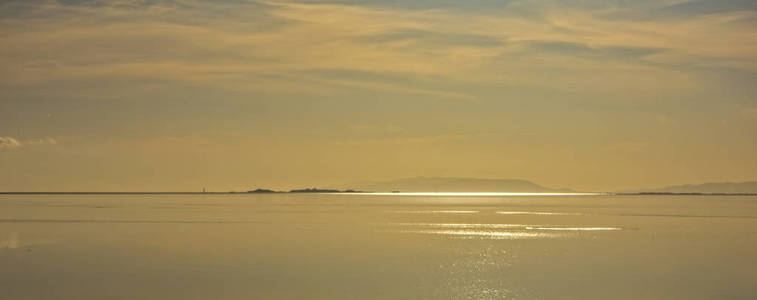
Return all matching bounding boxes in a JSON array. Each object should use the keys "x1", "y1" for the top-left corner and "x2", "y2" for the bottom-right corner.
[
  {"x1": 0, "y1": 136, "x2": 57, "y2": 149},
  {"x1": 0, "y1": 137, "x2": 21, "y2": 149}
]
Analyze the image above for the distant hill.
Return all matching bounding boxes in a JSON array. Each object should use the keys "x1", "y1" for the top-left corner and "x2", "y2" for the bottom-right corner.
[
  {"x1": 636, "y1": 181, "x2": 757, "y2": 194},
  {"x1": 334, "y1": 177, "x2": 572, "y2": 193}
]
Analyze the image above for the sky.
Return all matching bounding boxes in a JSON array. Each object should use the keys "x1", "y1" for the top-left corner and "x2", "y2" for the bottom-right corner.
[{"x1": 0, "y1": 0, "x2": 756, "y2": 192}]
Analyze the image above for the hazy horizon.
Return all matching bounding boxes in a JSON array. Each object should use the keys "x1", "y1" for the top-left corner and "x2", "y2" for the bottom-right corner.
[{"x1": 2, "y1": 176, "x2": 757, "y2": 194}]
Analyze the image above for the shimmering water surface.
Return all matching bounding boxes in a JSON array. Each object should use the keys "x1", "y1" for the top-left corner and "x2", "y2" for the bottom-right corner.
[{"x1": 1, "y1": 194, "x2": 756, "y2": 299}]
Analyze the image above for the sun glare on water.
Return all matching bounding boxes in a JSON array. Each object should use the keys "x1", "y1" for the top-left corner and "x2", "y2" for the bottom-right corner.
[{"x1": 346, "y1": 192, "x2": 603, "y2": 196}]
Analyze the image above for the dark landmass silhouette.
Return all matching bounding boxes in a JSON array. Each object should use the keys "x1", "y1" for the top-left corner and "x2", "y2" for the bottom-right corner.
[
  {"x1": 245, "y1": 188, "x2": 365, "y2": 193},
  {"x1": 289, "y1": 188, "x2": 365, "y2": 193},
  {"x1": 247, "y1": 189, "x2": 279, "y2": 193},
  {"x1": 289, "y1": 188, "x2": 342, "y2": 193},
  {"x1": 630, "y1": 181, "x2": 757, "y2": 194},
  {"x1": 4, "y1": 180, "x2": 757, "y2": 195},
  {"x1": 333, "y1": 177, "x2": 573, "y2": 193}
]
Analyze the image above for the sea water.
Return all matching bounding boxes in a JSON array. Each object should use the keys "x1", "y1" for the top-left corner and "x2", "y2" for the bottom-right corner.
[{"x1": 1, "y1": 194, "x2": 756, "y2": 299}]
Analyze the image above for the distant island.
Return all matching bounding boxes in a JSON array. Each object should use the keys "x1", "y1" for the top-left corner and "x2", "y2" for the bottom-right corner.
[
  {"x1": 247, "y1": 188, "x2": 365, "y2": 193},
  {"x1": 628, "y1": 181, "x2": 757, "y2": 194},
  {"x1": 289, "y1": 188, "x2": 342, "y2": 193},
  {"x1": 330, "y1": 177, "x2": 573, "y2": 193},
  {"x1": 247, "y1": 188, "x2": 279, "y2": 193},
  {"x1": 3, "y1": 179, "x2": 756, "y2": 195}
]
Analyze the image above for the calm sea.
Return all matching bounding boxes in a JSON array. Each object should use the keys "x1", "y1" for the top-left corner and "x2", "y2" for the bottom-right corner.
[{"x1": 1, "y1": 194, "x2": 756, "y2": 299}]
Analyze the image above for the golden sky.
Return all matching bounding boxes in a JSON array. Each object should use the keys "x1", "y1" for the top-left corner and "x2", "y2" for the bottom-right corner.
[{"x1": 1, "y1": 0, "x2": 756, "y2": 192}]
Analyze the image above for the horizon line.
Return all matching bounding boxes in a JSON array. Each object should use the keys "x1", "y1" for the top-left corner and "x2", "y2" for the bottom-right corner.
[{"x1": 2, "y1": 192, "x2": 756, "y2": 196}]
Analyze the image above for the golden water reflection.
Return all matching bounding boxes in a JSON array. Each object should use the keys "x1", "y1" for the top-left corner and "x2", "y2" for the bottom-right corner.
[
  {"x1": 402, "y1": 229, "x2": 554, "y2": 239},
  {"x1": 389, "y1": 210, "x2": 480, "y2": 214},
  {"x1": 496, "y1": 211, "x2": 581, "y2": 215},
  {"x1": 387, "y1": 223, "x2": 622, "y2": 239}
]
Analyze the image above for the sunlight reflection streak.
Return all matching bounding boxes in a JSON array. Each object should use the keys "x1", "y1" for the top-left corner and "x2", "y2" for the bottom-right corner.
[
  {"x1": 388, "y1": 223, "x2": 532, "y2": 229},
  {"x1": 526, "y1": 227, "x2": 621, "y2": 231},
  {"x1": 403, "y1": 229, "x2": 554, "y2": 239},
  {"x1": 389, "y1": 210, "x2": 479, "y2": 214},
  {"x1": 496, "y1": 211, "x2": 581, "y2": 216}
]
